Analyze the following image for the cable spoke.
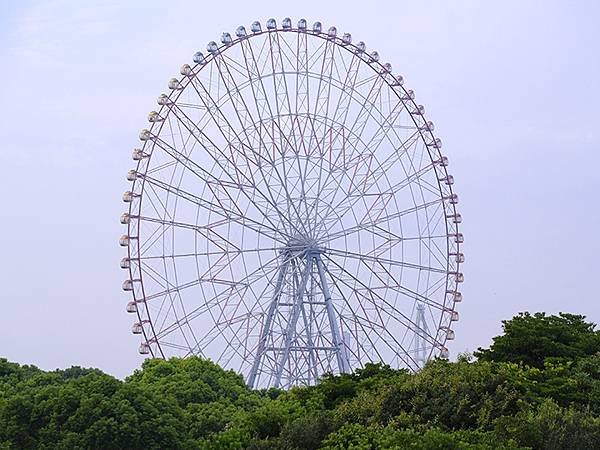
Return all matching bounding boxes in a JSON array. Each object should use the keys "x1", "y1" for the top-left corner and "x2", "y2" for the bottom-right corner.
[
  {"x1": 140, "y1": 173, "x2": 287, "y2": 245},
  {"x1": 321, "y1": 253, "x2": 441, "y2": 348},
  {"x1": 326, "y1": 248, "x2": 447, "y2": 275},
  {"x1": 327, "y1": 198, "x2": 445, "y2": 242}
]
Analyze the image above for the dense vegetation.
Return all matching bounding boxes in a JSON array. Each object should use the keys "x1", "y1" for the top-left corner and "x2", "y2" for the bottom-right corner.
[{"x1": 1, "y1": 312, "x2": 600, "y2": 449}]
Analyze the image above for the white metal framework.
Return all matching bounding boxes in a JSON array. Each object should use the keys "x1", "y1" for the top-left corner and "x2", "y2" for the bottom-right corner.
[{"x1": 120, "y1": 18, "x2": 464, "y2": 389}]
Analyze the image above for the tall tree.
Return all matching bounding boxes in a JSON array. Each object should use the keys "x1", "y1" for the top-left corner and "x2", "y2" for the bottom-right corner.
[{"x1": 475, "y1": 312, "x2": 600, "y2": 368}]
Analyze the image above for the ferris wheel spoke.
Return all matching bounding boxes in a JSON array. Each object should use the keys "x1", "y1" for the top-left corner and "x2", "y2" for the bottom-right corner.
[
  {"x1": 413, "y1": 233, "x2": 450, "y2": 274},
  {"x1": 180, "y1": 85, "x2": 299, "y2": 238},
  {"x1": 325, "y1": 248, "x2": 447, "y2": 275},
  {"x1": 402, "y1": 234, "x2": 448, "y2": 242},
  {"x1": 309, "y1": 50, "x2": 361, "y2": 217},
  {"x1": 141, "y1": 177, "x2": 175, "y2": 223},
  {"x1": 139, "y1": 263, "x2": 177, "y2": 300},
  {"x1": 327, "y1": 198, "x2": 444, "y2": 242},
  {"x1": 153, "y1": 252, "x2": 282, "y2": 342},
  {"x1": 293, "y1": 115, "x2": 327, "y2": 234},
  {"x1": 291, "y1": 32, "x2": 315, "y2": 233},
  {"x1": 304, "y1": 124, "x2": 419, "y2": 239},
  {"x1": 221, "y1": 52, "x2": 252, "y2": 78},
  {"x1": 186, "y1": 310, "x2": 262, "y2": 361},
  {"x1": 159, "y1": 341, "x2": 196, "y2": 352},
  {"x1": 143, "y1": 278, "x2": 203, "y2": 302},
  {"x1": 336, "y1": 313, "x2": 375, "y2": 367},
  {"x1": 266, "y1": 32, "x2": 312, "y2": 237},
  {"x1": 319, "y1": 266, "x2": 382, "y2": 363},
  {"x1": 308, "y1": 63, "x2": 424, "y2": 221},
  {"x1": 275, "y1": 33, "x2": 301, "y2": 69},
  {"x1": 213, "y1": 317, "x2": 258, "y2": 368},
  {"x1": 332, "y1": 51, "x2": 361, "y2": 126},
  {"x1": 134, "y1": 212, "x2": 172, "y2": 258},
  {"x1": 380, "y1": 160, "x2": 440, "y2": 200},
  {"x1": 206, "y1": 40, "x2": 312, "y2": 239},
  {"x1": 320, "y1": 260, "x2": 419, "y2": 369},
  {"x1": 212, "y1": 54, "x2": 258, "y2": 144},
  {"x1": 353, "y1": 312, "x2": 421, "y2": 371},
  {"x1": 320, "y1": 263, "x2": 385, "y2": 365},
  {"x1": 314, "y1": 78, "x2": 382, "y2": 232},
  {"x1": 189, "y1": 273, "x2": 279, "y2": 364},
  {"x1": 140, "y1": 265, "x2": 198, "y2": 351},
  {"x1": 205, "y1": 252, "x2": 289, "y2": 327},
  {"x1": 289, "y1": 120, "x2": 315, "y2": 233},
  {"x1": 140, "y1": 174, "x2": 287, "y2": 245},
  {"x1": 312, "y1": 36, "x2": 336, "y2": 147},
  {"x1": 314, "y1": 132, "x2": 422, "y2": 234},
  {"x1": 268, "y1": 116, "x2": 316, "y2": 236},
  {"x1": 204, "y1": 269, "x2": 267, "y2": 360},
  {"x1": 295, "y1": 31, "x2": 310, "y2": 116},
  {"x1": 268, "y1": 31, "x2": 293, "y2": 117},
  {"x1": 290, "y1": 117, "x2": 344, "y2": 208},
  {"x1": 347, "y1": 253, "x2": 447, "y2": 311},
  {"x1": 212, "y1": 51, "x2": 302, "y2": 226},
  {"x1": 334, "y1": 166, "x2": 444, "y2": 243},
  {"x1": 170, "y1": 110, "x2": 196, "y2": 162},
  {"x1": 166, "y1": 103, "x2": 302, "y2": 240},
  {"x1": 345, "y1": 91, "x2": 411, "y2": 178},
  {"x1": 321, "y1": 253, "x2": 441, "y2": 348},
  {"x1": 353, "y1": 193, "x2": 397, "y2": 239},
  {"x1": 138, "y1": 216, "x2": 241, "y2": 251},
  {"x1": 149, "y1": 129, "x2": 271, "y2": 217},
  {"x1": 363, "y1": 100, "x2": 411, "y2": 156},
  {"x1": 232, "y1": 282, "x2": 282, "y2": 366},
  {"x1": 262, "y1": 121, "x2": 313, "y2": 239},
  {"x1": 338, "y1": 284, "x2": 434, "y2": 370},
  {"x1": 345, "y1": 73, "x2": 387, "y2": 153},
  {"x1": 138, "y1": 246, "x2": 279, "y2": 261},
  {"x1": 240, "y1": 38, "x2": 275, "y2": 122}
]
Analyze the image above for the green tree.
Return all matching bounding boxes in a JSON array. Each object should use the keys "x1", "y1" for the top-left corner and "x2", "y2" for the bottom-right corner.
[
  {"x1": 377, "y1": 358, "x2": 525, "y2": 430},
  {"x1": 2, "y1": 312, "x2": 600, "y2": 449},
  {"x1": 475, "y1": 312, "x2": 600, "y2": 368},
  {"x1": 279, "y1": 410, "x2": 334, "y2": 449},
  {"x1": 494, "y1": 398, "x2": 600, "y2": 450},
  {"x1": 321, "y1": 424, "x2": 526, "y2": 450}
]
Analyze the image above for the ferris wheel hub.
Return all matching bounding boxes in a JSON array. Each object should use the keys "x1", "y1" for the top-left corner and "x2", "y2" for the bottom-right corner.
[{"x1": 283, "y1": 235, "x2": 322, "y2": 256}]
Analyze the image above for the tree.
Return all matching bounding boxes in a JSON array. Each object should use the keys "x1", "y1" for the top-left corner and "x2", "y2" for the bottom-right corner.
[
  {"x1": 2, "y1": 312, "x2": 600, "y2": 449},
  {"x1": 279, "y1": 410, "x2": 334, "y2": 449},
  {"x1": 474, "y1": 312, "x2": 600, "y2": 368},
  {"x1": 494, "y1": 399, "x2": 600, "y2": 450}
]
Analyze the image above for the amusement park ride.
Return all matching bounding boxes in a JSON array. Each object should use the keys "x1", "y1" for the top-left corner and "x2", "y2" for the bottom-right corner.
[{"x1": 120, "y1": 18, "x2": 463, "y2": 389}]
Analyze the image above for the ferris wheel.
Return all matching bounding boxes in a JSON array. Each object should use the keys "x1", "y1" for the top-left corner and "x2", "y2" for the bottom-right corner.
[{"x1": 120, "y1": 18, "x2": 464, "y2": 389}]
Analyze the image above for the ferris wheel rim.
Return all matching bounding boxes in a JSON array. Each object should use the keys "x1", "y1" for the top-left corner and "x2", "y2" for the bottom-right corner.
[{"x1": 122, "y1": 18, "x2": 463, "y2": 381}]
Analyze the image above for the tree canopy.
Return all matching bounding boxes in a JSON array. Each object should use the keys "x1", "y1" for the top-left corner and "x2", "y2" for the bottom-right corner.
[
  {"x1": 1, "y1": 312, "x2": 599, "y2": 449},
  {"x1": 474, "y1": 312, "x2": 600, "y2": 368}
]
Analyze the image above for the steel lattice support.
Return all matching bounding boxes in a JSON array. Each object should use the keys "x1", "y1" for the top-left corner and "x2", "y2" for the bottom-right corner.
[{"x1": 248, "y1": 249, "x2": 351, "y2": 389}]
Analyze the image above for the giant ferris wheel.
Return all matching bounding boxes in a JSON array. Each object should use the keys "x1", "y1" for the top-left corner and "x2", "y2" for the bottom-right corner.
[{"x1": 120, "y1": 18, "x2": 464, "y2": 389}]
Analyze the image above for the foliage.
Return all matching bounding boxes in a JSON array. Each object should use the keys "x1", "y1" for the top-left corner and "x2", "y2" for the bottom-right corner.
[
  {"x1": 494, "y1": 399, "x2": 600, "y2": 450},
  {"x1": 474, "y1": 312, "x2": 600, "y2": 368},
  {"x1": 1, "y1": 312, "x2": 600, "y2": 449},
  {"x1": 321, "y1": 424, "x2": 526, "y2": 450}
]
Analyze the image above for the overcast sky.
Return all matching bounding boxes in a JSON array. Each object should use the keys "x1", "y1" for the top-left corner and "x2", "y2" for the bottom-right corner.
[{"x1": 1, "y1": 0, "x2": 598, "y2": 378}]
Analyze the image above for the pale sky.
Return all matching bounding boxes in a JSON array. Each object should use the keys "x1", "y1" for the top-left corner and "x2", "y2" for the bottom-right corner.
[{"x1": 1, "y1": 0, "x2": 598, "y2": 378}]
